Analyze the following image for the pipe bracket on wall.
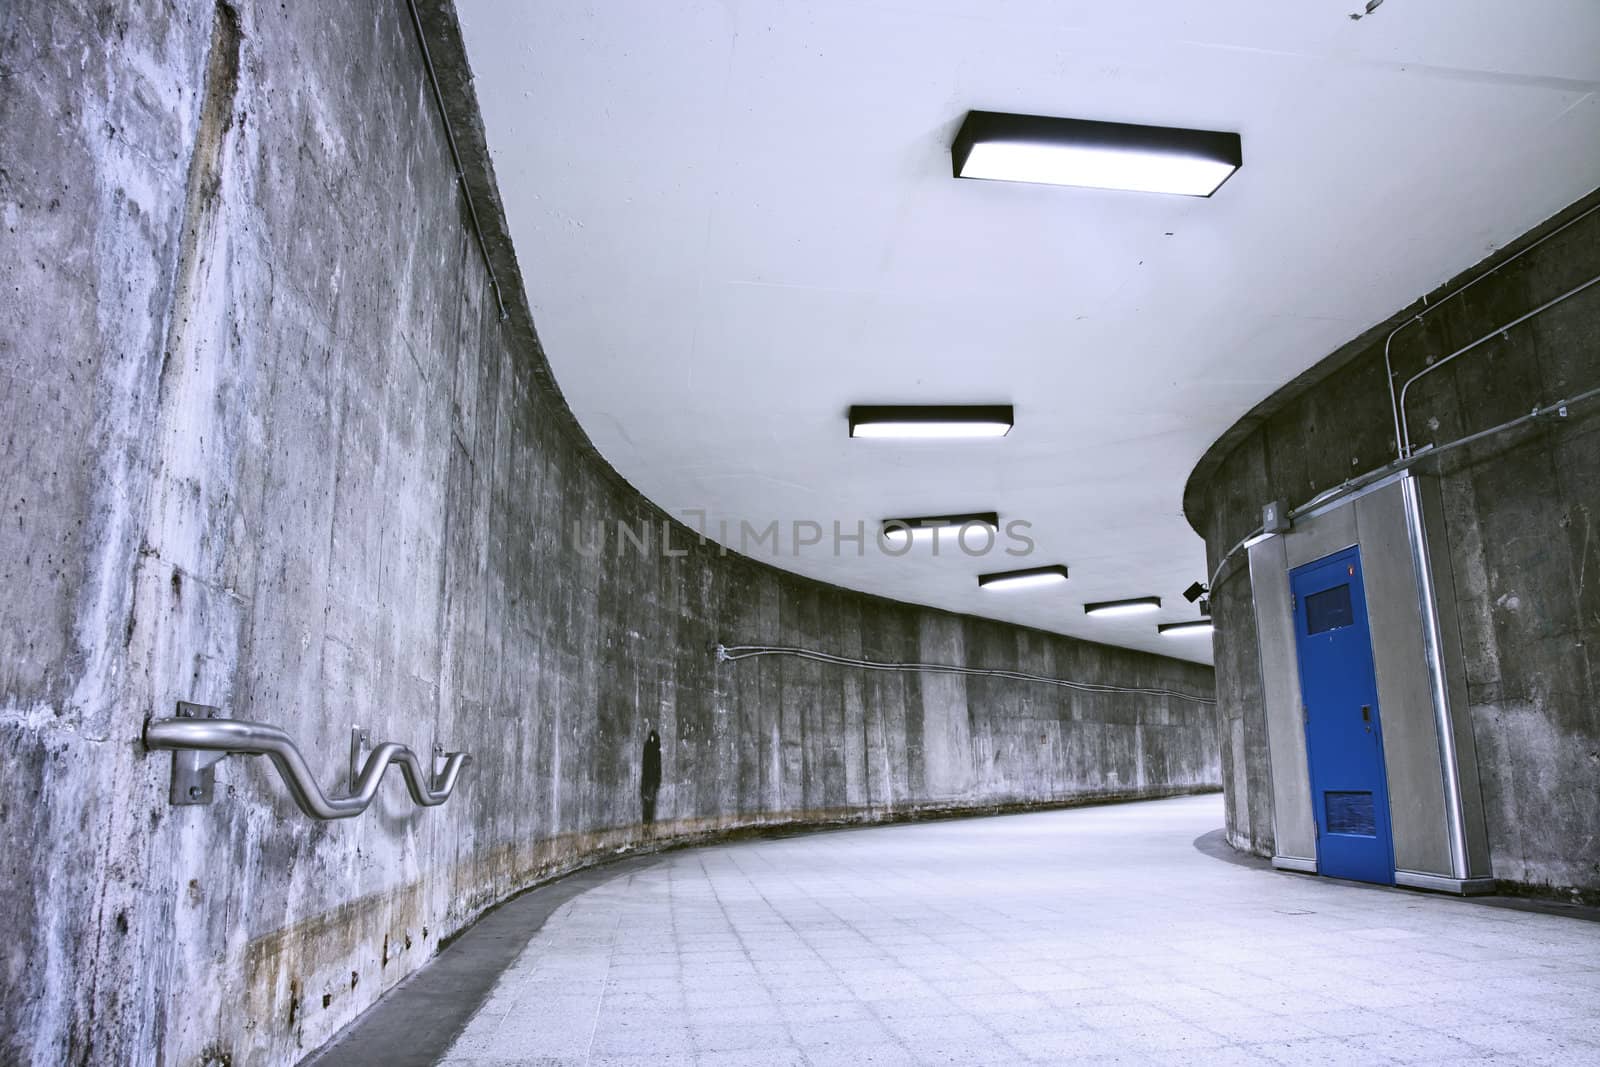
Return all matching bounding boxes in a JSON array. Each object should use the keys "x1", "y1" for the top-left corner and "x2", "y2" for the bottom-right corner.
[{"x1": 144, "y1": 703, "x2": 471, "y2": 820}]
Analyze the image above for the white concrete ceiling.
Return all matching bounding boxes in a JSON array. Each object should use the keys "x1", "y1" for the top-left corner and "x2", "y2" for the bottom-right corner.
[{"x1": 457, "y1": 0, "x2": 1600, "y2": 664}]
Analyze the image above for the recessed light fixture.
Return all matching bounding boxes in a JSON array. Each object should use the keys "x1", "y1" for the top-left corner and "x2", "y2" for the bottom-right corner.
[
  {"x1": 1158, "y1": 619, "x2": 1214, "y2": 636},
  {"x1": 1084, "y1": 596, "x2": 1161, "y2": 617},
  {"x1": 952, "y1": 111, "x2": 1242, "y2": 197},
  {"x1": 978, "y1": 565, "x2": 1069, "y2": 590},
  {"x1": 849, "y1": 405, "x2": 1014, "y2": 439},
  {"x1": 881, "y1": 512, "x2": 999, "y2": 547}
]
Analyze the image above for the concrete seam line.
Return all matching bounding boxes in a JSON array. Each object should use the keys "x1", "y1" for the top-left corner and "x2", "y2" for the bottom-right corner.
[{"x1": 716, "y1": 643, "x2": 1216, "y2": 704}]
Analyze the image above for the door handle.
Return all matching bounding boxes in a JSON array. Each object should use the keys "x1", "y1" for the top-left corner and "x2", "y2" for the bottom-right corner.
[{"x1": 1361, "y1": 705, "x2": 1372, "y2": 732}]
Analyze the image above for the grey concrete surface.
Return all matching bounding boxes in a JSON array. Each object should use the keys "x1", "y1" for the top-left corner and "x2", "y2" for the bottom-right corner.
[
  {"x1": 0, "y1": 3, "x2": 1215, "y2": 1064},
  {"x1": 1184, "y1": 187, "x2": 1600, "y2": 895},
  {"x1": 430, "y1": 794, "x2": 1600, "y2": 1066},
  {"x1": 309, "y1": 852, "x2": 671, "y2": 1067}
]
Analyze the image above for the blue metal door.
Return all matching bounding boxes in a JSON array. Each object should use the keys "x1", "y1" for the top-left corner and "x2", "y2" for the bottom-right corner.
[{"x1": 1291, "y1": 546, "x2": 1395, "y2": 885}]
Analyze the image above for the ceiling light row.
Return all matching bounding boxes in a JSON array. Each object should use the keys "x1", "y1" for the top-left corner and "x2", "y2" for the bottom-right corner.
[
  {"x1": 837, "y1": 113, "x2": 1236, "y2": 639},
  {"x1": 853, "y1": 408, "x2": 1210, "y2": 637},
  {"x1": 952, "y1": 111, "x2": 1242, "y2": 197},
  {"x1": 881, "y1": 511, "x2": 1000, "y2": 549},
  {"x1": 850, "y1": 405, "x2": 1014, "y2": 439}
]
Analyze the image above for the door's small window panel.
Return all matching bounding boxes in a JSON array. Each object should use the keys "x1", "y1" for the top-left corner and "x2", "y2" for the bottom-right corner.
[
  {"x1": 1325, "y1": 791, "x2": 1376, "y2": 836},
  {"x1": 1306, "y1": 583, "x2": 1354, "y2": 635}
]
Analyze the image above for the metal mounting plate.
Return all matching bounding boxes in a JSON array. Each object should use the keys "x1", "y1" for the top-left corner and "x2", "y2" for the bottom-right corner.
[
  {"x1": 350, "y1": 727, "x2": 372, "y2": 793},
  {"x1": 170, "y1": 702, "x2": 227, "y2": 805}
]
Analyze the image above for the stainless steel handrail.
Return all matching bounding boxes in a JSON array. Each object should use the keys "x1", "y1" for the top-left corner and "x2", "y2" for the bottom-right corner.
[{"x1": 145, "y1": 707, "x2": 470, "y2": 820}]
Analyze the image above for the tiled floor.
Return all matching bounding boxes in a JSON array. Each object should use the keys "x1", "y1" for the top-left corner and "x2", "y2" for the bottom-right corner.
[{"x1": 440, "y1": 795, "x2": 1600, "y2": 1065}]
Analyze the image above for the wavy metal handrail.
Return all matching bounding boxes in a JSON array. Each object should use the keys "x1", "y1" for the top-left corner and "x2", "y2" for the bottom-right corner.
[{"x1": 144, "y1": 707, "x2": 470, "y2": 820}]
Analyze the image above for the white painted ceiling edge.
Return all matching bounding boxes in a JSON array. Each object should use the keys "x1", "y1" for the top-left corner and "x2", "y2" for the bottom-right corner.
[{"x1": 457, "y1": 0, "x2": 1600, "y2": 665}]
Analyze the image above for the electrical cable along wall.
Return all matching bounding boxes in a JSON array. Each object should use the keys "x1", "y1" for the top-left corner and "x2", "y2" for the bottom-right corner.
[
  {"x1": 707, "y1": 619, "x2": 1220, "y2": 821},
  {"x1": 717, "y1": 644, "x2": 1217, "y2": 704},
  {"x1": 1185, "y1": 186, "x2": 1600, "y2": 899}
]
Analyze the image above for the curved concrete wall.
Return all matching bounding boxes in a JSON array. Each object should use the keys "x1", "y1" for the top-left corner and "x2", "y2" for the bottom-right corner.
[
  {"x1": 1185, "y1": 188, "x2": 1600, "y2": 897},
  {"x1": 0, "y1": 3, "x2": 1216, "y2": 1064}
]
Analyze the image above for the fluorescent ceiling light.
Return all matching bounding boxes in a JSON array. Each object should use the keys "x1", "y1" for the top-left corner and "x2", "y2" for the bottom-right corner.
[
  {"x1": 881, "y1": 512, "x2": 999, "y2": 546},
  {"x1": 1158, "y1": 619, "x2": 1214, "y2": 636},
  {"x1": 978, "y1": 565, "x2": 1069, "y2": 590},
  {"x1": 1084, "y1": 596, "x2": 1161, "y2": 617},
  {"x1": 952, "y1": 111, "x2": 1242, "y2": 197},
  {"x1": 850, "y1": 405, "x2": 1013, "y2": 439}
]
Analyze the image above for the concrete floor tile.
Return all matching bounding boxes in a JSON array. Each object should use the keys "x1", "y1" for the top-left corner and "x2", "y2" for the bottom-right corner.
[
  {"x1": 434, "y1": 797, "x2": 1600, "y2": 1066},
  {"x1": 683, "y1": 986, "x2": 776, "y2": 1009},
  {"x1": 777, "y1": 999, "x2": 876, "y2": 1024},
  {"x1": 791, "y1": 1022, "x2": 901, "y2": 1054},
  {"x1": 1453, "y1": 1020, "x2": 1600, "y2": 1056},
  {"x1": 927, "y1": 976, "x2": 1018, "y2": 996},
  {"x1": 1124, "y1": 1049, "x2": 1278, "y2": 1066},
  {"x1": 693, "y1": 1048, "x2": 809, "y2": 1066},
  {"x1": 1542, "y1": 1015, "x2": 1600, "y2": 1044},
  {"x1": 803, "y1": 1041, "x2": 918, "y2": 1066},
  {"x1": 847, "y1": 979, "x2": 938, "y2": 1002},
  {"x1": 868, "y1": 997, "x2": 963, "y2": 1021},
  {"x1": 1102, "y1": 1023, "x2": 1233, "y2": 1054},
  {"x1": 770, "y1": 983, "x2": 858, "y2": 1006},
  {"x1": 1005, "y1": 1028, "x2": 1144, "y2": 1060},
  {"x1": 881, "y1": 1013, "x2": 994, "y2": 1047},
  {"x1": 588, "y1": 1025, "x2": 694, "y2": 1056},
  {"x1": 1252, "y1": 1035, "x2": 1387, "y2": 1067},
  {"x1": 1040, "y1": 986, "x2": 1145, "y2": 1011},
  {"x1": 944, "y1": 990, "x2": 1052, "y2": 1016},
  {"x1": 978, "y1": 1009, "x2": 1086, "y2": 1037},
  {"x1": 682, "y1": 1003, "x2": 795, "y2": 1028},
  {"x1": 910, "y1": 1040, "x2": 1035, "y2": 1066},
  {"x1": 690, "y1": 1022, "x2": 796, "y2": 1051},
  {"x1": 1198, "y1": 1014, "x2": 1322, "y2": 1044},
  {"x1": 1073, "y1": 1000, "x2": 1183, "y2": 1030},
  {"x1": 1012, "y1": 970, "x2": 1098, "y2": 993}
]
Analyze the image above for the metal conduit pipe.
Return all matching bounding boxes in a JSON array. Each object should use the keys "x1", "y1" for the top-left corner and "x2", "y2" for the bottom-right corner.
[
  {"x1": 1208, "y1": 384, "x2": 1600, "y2": 593},
  {"x1": 144, "y1": 711, "x2": 471, "y2": 820},
  {"x1": 1398, "y1": 270, "x2": 1600, "y2": 457},
  {"x1": 1384, "y1": 199, "x2": 1600, "y2": 459}
]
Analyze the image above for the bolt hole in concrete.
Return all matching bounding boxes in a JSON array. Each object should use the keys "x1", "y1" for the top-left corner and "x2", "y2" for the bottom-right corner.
[{"x1": 316, "y1": 796, "x2": 1600, "y2": 1065}]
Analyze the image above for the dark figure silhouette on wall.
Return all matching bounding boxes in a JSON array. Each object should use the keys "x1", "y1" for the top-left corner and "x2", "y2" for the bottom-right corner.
[{"x1": 640, "y1": 730, "x2": 661, "y2": 827}]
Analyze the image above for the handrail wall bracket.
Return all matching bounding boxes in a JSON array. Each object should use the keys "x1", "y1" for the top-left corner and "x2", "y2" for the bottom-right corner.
[
  {"x1": 145, "y1": 703, "x2": 471, "y2": 820},
  {"x1": 170, "y1": 701, "x2": 228, "y2": 806},
  {"x1": 350, "y1": 727, "x2": 372, "y2": 793}
]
